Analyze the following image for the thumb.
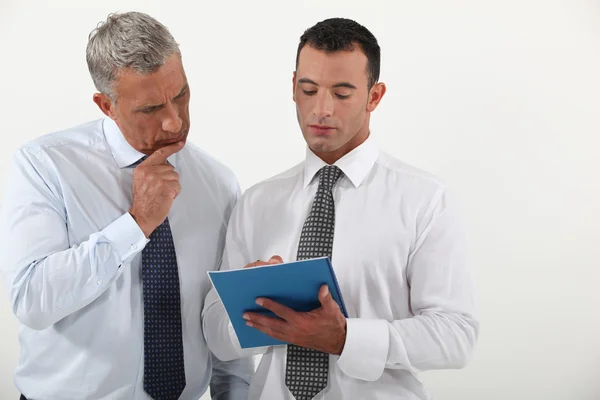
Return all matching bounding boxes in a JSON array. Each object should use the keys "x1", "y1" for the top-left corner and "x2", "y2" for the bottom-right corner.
[{"x1": 318, "y1": 284, "x2": 333, "y2": 307}]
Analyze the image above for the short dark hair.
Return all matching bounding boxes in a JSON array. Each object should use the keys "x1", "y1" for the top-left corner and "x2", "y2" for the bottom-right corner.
[{"x1": 295, "y1": 17, "x2": 381, "y2": 89}]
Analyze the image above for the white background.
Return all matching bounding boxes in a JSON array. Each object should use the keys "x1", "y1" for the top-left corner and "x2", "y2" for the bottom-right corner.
[{"x1": 1, "y1": 1, "x2": 599, "y2": 399}]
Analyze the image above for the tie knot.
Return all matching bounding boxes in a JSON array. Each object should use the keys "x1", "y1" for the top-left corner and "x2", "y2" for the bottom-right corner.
[
  {"x1": 128, "y1": 156, "x2": 148, "y2": 168},
  {"x1": 318, "y1": 165, "x2": 343, "y2": 191}
]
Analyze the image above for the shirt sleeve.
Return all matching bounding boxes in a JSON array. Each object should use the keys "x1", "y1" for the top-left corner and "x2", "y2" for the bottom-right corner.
[
  {"x1": 202, "y1": 191, "x2": 269, "y2": 362},
  {"x1": 209, "y1": 353, "x2": 256, "y2": 400},
  {"x1": 336, "y1": 186, "x2": 479, "y2": 381},
  {"x1": 0, "y1": 148, "x2": 148, "y2": 330}
]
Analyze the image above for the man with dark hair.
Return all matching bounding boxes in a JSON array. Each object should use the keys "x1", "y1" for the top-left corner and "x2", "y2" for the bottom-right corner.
[
  {"x1": 203, "y1": 17, "x2": 479, "y2": 400},
  {"x1": 295, "y1": 17, "x2": 381, "y2": 90}
]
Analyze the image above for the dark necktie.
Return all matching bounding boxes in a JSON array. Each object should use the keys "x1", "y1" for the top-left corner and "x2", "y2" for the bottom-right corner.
[
  {"x1": 130, "y1": 157, "x2": 186, "y2": 400},
  {"x1": 285, "y1": 165, "x2": 343, "y2": 400}
]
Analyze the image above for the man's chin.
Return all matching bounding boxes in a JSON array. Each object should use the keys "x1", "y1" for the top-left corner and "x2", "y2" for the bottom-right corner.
[
  {"x1": 158, "y1": 134, "x2": 188, "y2": 148},
  {"x1": 308, "y1": 142, "x2": 339, "y2": 155}
]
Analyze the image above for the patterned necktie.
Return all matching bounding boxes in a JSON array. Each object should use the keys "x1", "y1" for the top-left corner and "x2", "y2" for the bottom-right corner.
[
  {"x1": 285, "y1": 165, "x2": 343, "y2": 400},
  {"x1": 131, "y1": 157, "x2": 186, "y2": 400}
]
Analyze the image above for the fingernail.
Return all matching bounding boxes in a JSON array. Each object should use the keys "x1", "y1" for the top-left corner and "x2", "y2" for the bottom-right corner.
[
  {"x1": 242, "y1": 313, "x2": 250, "y2": 320},
  {"x1": 324, "y1": 286, "x2": 329, "y2": 296},
  {"x1": 256, "y1": 299, "x2": 264, "y2": 306},
  {"x1": 246, "y1": 321, "x2": 253, "y2": 327}
]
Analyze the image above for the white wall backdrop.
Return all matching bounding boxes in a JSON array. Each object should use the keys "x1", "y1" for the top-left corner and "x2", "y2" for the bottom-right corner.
[{"x1": 1, "y1": 1, "x2": 599, "y2": 399}]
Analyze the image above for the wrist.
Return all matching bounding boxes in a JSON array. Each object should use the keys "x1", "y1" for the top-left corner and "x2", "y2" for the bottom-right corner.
[
  {"x1": 332, "y1": 319, "x2": 347, "y2": 355},
  {"x1": 128, "y1": 209, "x2": 153, "y2": 238}
]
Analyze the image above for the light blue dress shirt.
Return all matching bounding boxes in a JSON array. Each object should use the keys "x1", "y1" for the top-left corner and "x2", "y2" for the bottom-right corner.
[{"x1": 0, "y1": 118, "x2": 254, "y2": 399}]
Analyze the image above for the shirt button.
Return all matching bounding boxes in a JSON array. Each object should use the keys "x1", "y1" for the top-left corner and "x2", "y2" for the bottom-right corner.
[
  {"x1": 131, "y1": 244, "x2": 138, "y2": 251},
  {"x1": 97, "y1": 278, "x2": 103, "y2": 285}
]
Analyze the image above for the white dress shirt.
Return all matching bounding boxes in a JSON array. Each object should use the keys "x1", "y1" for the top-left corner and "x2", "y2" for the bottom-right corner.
[
  {"x1": 0, "y1": 118, "x2": 254, "y2": 400},
  {"x1": 202, "y1": 135, "x2": 479, "y2": 400}
]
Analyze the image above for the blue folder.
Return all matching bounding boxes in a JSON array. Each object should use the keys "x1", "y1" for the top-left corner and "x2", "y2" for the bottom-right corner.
[{"x1": 207, "y1": 256, "x2": 348, "y2": 349}]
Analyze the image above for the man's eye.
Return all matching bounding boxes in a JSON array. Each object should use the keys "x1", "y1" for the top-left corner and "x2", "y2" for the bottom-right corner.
[
  {"x1": 335, "y1": 94, "x2": 350, "y2": 100},
  {"x1": 302, "y1": 90, "x2": 317, "y2": 96}
]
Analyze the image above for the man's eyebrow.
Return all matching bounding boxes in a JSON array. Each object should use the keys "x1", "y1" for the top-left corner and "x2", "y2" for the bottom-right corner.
[
  {"x1": 297, "y1": 78, "x2": 357, "y2": 90},
  {"x1": 133, "y1": 83, "x2": 189, "y2": 113},
  {"x1": 173, "y1": 84, "x2": 189, "y2": 99},
  {"x1": 332, "y1": 82, "x2": 357, "y2": 89},
  {"x1": 134, "y1": 103, "x2": 163, "y2": 113},
  {"x1": 298, "y1": 78, "x2": 318, "y2": 86}
]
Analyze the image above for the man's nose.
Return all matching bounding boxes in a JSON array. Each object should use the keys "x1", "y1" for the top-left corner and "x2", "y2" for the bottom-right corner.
[
  {"x1": 162, "y1": 103, "x2": 183, "y2": 133},
  {"x1": 312, "y1": 92, "x2": 334, "y2": 118}
]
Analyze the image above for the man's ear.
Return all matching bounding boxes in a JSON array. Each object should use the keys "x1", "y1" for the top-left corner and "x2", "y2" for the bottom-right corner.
[
  {"x1": 93, "y1": 93, "x2": 116, "y2": 119},
  {"x1": 292, "y1": 71, "x2": 297, "y2": 103},
  {"x1": 366, "y1": 82, "x2": 387, "y2": 112}
]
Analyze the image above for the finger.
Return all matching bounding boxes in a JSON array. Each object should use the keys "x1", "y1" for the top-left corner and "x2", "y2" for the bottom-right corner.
[
  {"x1": 132, "y1": 165, "x2": 173, "y2": 181},
  {"x1": 268, "y1": 255, "x2": 283, "y2": 264},
  {"x1": 245, "y1": 320, "x2": 288, "y2": 342},
  {"x1": 256, "y1": 298, "x2": 296, "y2": 322},
  {"x1": 149, "y1": 164, "x2": 176, "y2": 174},
  {"x1": 165, "y1": 181, "x2": 181, "y2": 199},
  {"x1": 159, "y1": 171, "x2": 180, "y2": 182},
  {"x1": 144, "y1": 141, "x2": 184, "y2": 165},
  {"x1": 244, "y1": 260, "x2": 270, "y2": 269},
  {"x1": 242, "y1": 312, "x2": 288, "y2": 333}
]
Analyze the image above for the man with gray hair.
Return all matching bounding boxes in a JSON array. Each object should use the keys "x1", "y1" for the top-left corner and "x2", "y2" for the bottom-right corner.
[{"x1": 0, "y1": 11, "x2": 253, "y2": 400}]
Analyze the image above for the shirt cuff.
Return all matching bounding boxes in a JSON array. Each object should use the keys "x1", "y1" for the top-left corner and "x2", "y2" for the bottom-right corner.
[
  {"x1": 229, "y1": 319, "x2": 243, "y2": 352},
  {"x1": 337, "y1": 318, "x2": 389, "y2": 381},
  {"x1": 101, "y1": 212, "x2": 149, "y2": 263},
  {"x1": 229, "y1": 319, "x2": 270, "y2": 358}
]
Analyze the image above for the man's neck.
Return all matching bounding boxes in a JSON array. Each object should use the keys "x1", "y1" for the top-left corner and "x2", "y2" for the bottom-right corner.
[{"x1": 315, "y1": 131, "x2": 370, "y2": 165}]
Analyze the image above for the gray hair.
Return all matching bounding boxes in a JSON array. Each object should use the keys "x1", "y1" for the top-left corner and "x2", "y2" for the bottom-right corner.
[{"x1": 86, "y1": 11, "x2": 180, "y2": 100}]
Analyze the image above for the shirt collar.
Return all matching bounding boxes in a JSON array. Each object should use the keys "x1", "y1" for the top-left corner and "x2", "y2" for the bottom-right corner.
[
  {"x1": 303, "y1": 134, "x2": 379, "y2": 189},
  {"x1": 103, "y1": 117, "x2": 178, "y2": 168}
]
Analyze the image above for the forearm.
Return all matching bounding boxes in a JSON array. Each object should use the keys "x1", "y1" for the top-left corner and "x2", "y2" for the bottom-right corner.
[
  {"x1": 8, "y1": 213, "x2": 147, "y2": 330},
  {"x1": 202, "y1": 287, "x2": 267, "y2": 362},
  {"x1": 335, "y1": 184, "x2": 479, "y2": 379},
  {"x1": 203, "y1": 195, "x2": 270, "y2": 362},
  {"x1": 337, "y1": 311, "x2": 479, "y2": 381}
]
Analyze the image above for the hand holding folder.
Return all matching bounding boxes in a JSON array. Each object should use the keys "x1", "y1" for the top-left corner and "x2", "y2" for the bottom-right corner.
[{"x1": 208, "y1": 256, "x2": 348, "y2": 349}]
